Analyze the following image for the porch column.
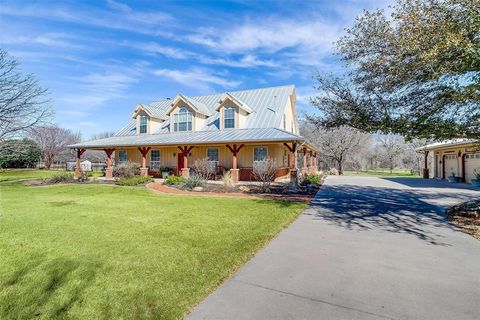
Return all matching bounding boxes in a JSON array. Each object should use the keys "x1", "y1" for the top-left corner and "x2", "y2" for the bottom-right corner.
[
  {"x1": 178, "y1": 146, "x2": 194, "y2": 178},
  {"x1": 423, "y1": 150, "x2": 430, "y2": 179},
  {"x1": 314, "y1": 152, "x2": 318, "y2": 172},
  {"x1": 309, "y1": 151, "x2": 314, "y2": 174},
  {"x1": 104, "y1": 148, "x2": 115, "y2": 180},
  {"x1": 226, "y1": 144, "x2": 244, "y2": 183},
  {"x1": 74, "y1": 148, "x2": 86, "y2": 179},
  {"x1": 283, "y1": 142, "x2": 297, "y2": 183},
  {"x1": 302, "y1": 147, "x2": 307, "y2": 176},
  {"x1": 138, "y1": 147, "x2": 151, "y2": 176}
]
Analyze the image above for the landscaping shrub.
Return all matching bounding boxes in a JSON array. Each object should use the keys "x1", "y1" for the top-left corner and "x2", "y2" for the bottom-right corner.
[
  {"x1": 253, "y1": 158, "x2": 276, "y2": 192},
  {"x1": 329, "y1": 168, "x2": 339, "y2": 175},
  {"x1": 192, "y1": 157, "x2": 215, "y2": 180},
  {"x1": 305, "y1": 173, "x2": 322, "y2": 185},
  {"x1": 48, "y1": 172, "x2": 74, "y2": 184},
  {"x1": 183, "y1": 175, "x2": 206, "y2": 190},
  {"x1": 0, "y1": 139, "x2": 41, "y2": 168},
  {"x1": 221, "y1": 170, "x2": 235, "y2": 192},
  {"x1": 112, "y1": 162, "x2": 140, "y2": 178},
  {"x1": 164, "y1": 175, "x2": 184, "y2": 185},
  {"x1": 116, "y1": 176, "x2": 153, "y2": 186}
]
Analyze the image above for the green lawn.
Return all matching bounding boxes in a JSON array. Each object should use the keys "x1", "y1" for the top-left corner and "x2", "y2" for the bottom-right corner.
[
  {"x1": 0, "y1": 171, "x2": 306, "y2": 319},
  {"x1": 343, "y1": 169, "x2": 420, "y2": 178}
]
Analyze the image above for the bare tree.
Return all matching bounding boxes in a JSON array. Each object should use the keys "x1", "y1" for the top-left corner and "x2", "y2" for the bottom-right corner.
[
  {"x1": 301, "y1": 122, "x2": 370, "y2": 175},
  {"x1": 90, "y1": 131, "x2": 116, "y2": 140},
  {"x1": 0, "y1": 49, "x2": 52, "y2": 139},
  {"x1": 377, "y1": 135, "x2": 405, "y2": 173},
  {"x1": 192, "y1": 157, "x2": 215, "y2": 180},
  {"x1": 28, "y1": 126, "x2": 80, "y2": 169},
  {"x1": 253, "y1": 158, "x2": 276, "y2": 192}
]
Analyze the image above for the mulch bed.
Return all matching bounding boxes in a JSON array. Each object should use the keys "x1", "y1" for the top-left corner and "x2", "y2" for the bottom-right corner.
[
  {"x1": 147, "y1": 182, "x2": 320, "y2": 202},
  {"x1": 446, "y1": 199, "x2": 480, "y2": 240}
]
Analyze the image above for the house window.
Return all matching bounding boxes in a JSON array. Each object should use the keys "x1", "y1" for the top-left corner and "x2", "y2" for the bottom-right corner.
[
  {"x1": 118, "y1": 150, "x2": 127, "y2": 163},
  {"x1": 139, "y1": 115, "x2": 148, "y2": 134},
  {"x1": 150, "y1": 149, "x2": 160, "y2": 171},
  {"x1": 224, "y1": 107, "x2": 235, "y2": 129},
  {"x1": 173, "y1": 107, "x2": 192, "y2": 132},
  {"x1": 207, "y1": 148, "x2": 219, "y2": 162},
  {"x1": 254, "y1": 146, "x2": 268, "y2": 161}
]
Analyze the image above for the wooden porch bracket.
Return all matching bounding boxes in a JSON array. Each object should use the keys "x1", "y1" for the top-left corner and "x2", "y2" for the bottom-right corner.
[
  {"x1": 226, "y1": 144, "x2": 244, "y2": 156},
  {"x1": 226, "y1": 144, "x2": 244, "y2": 183},
  {"x1": 138, "y1": 147, "x2": 151, "y2": 176},
  {"x1": 178, "y1": 146, "x2": 194, "y2": 177}
]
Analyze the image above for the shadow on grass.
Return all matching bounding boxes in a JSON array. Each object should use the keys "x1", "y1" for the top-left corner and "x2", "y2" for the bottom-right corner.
[
  {"x1": 308, "y1": 184, "x2": 456, "y2": 246},
  {"x1": 1, "y1": 257, "x2": 100, "y2": 319}
]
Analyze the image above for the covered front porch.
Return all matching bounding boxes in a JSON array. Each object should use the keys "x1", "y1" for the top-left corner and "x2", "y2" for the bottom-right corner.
[{"x1": 72, "y1": 141, "x2": 319, "y2": 183}]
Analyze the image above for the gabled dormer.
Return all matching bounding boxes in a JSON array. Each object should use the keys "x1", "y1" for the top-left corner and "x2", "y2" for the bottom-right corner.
[
  {"x1": 215, "y1": 93, "x2": 253, "y2": 130},
  {"x1": 165, "y1": 94, "x2": 211, "y2": 132},
  {"x1": 132, "y1": 104, "x2": 165, "y2": 134}
]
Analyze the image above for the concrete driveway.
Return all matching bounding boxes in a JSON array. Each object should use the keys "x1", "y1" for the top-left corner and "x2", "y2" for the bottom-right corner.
[{"x1": 187, "y1": 176, "x2": 480, "y2": 320}]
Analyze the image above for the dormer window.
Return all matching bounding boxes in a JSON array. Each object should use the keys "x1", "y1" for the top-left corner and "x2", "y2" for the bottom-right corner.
[
  {"x1": 139, "y1": 115, "x2": 148, "y2": 134},
  {"x1": 224, "y1": 107, "x2": 235, "y2": 129},
  {"x1": 173, "y1": 107, "x2": 192, "y2": 132}
]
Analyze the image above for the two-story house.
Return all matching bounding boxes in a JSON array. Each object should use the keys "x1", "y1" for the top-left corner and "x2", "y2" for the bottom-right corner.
[{"x1": 70, "y1": 85, "x2": 318, "y2": 182}]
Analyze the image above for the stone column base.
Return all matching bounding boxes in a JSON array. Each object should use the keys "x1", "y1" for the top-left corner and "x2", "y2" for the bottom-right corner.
[
  {"x1": 230, "y1": 169, "x2": 239, "y2": 183},
  {"x1": 289, "y1": 169, "x2": 298, "y2": 184},
  {"x1": 423, "y1": 168, "x2": 429, "y2": 179},
  {"x1": 301, "y1": 168, "x2": 307, "y2": 176},
  {"x1": 140, "y1": 167, "x2": 149, "y2": 177},
  {"x1": 105, "y1": 167, "x2": 113, "y2": 180},
  {"x1": 181, "y1": 168, "x2": 190, "y2": 178}
]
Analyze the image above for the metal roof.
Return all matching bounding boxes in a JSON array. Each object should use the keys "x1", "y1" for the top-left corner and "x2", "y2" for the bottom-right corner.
[
  {"x1": 70, "y1": 128, "x2": 306, "y2": 149},
  {"x1": 114, "y1": 85, "x2": 295, "y2": 136},
  {"x1": 416, "y1": 139, "x2": 479, "y2": 151}
]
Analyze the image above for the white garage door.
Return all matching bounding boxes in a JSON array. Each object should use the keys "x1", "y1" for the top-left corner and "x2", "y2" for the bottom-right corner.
[
  {"x1": 444, "y1": 154, "x2": 458, "y2": 177},
  {"x1": 465, "y1": 153, "x2": 480, "y2": 183}
]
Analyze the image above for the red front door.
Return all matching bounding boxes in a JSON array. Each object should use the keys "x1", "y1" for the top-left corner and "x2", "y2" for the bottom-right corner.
[{"x1": 177, "y1": 153, "x2": 184, "y2": 175}]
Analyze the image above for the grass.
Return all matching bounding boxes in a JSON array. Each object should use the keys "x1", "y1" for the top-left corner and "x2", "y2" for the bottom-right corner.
[
  {"x1": 343, "y1": 169, "x2": 420, "y2": 178},
  {"x1": 0, "y1": 170, "x2": 306, "y2": 319}
]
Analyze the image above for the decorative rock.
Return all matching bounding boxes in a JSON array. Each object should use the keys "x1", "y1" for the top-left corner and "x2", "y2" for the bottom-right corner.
[
  {"x1": 193, "y1": 186, "x2": 204, "y2": 192},
  {"x1": 239, "y1": 185, "x2": 250, "y2": 192}
]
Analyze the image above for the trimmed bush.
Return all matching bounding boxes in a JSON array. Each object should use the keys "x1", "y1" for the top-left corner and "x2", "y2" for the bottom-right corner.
[
  {"x1": 112, "y1": 162, "x2": 140, "y2": 178},
  {"x1": 306, "y1": 173, "x2": 322, "y2": 185},
  {"x1": 48, "y1": 172, "x2": 74, "y2": 184},
  {"x1": 0, "y1": 139, "x2": 41, "y2": 168},
  {"x1": 164, "y1": 175, "x2": 184, "y2": 185},
  {"x1": 116, "y1": 176, "x2": 153, "y2": 186},
  {"x1": 183, "y1": 175, "x2": 206, "y2": 190}
]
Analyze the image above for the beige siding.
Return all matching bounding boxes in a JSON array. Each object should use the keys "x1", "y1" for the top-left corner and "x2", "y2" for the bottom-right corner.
[
  {"x1": 282, "y1": 93, "x2": 298, "y2": 134},
  {"x1": 430, "y1": 143, "x2": 480, "y2": 182}
]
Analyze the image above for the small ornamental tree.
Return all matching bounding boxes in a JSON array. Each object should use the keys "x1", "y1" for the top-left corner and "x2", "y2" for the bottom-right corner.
[
  {"x1": 0, "y1": 139, "x2": 41, "y2": 168},
  {"x1": 253, "y1": 158, "x2": 276, "y2": 192}
]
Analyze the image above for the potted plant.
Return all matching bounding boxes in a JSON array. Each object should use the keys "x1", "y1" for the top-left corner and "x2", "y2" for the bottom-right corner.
[
  {"x1": 471, "y1": 169, "x2": 480, "y2": 187},
  {"x1": 160, "y1": 167, "x2": 172, "y2": 179},
  {"x1": 448, "y1": 170, "x2": 461, "y2": 183}
]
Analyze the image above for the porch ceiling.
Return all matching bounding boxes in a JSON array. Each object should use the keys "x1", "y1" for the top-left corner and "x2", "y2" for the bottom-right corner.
[{"x1": 69, "y1": 127, "x2": 307, "y2": 149}]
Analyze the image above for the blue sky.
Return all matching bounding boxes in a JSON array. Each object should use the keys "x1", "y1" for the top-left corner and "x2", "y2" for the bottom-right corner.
[{"x1": 0, "y1": 0, "x2": 392, "y2": 138}]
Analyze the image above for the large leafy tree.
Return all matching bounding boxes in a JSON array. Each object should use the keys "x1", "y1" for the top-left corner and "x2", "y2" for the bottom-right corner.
[
  {"x1": 0, "y1": 139, "x2": 41, "y2": 168},
  {"x1": 309, "y1": 0, "x2": 479, "y2": 140}
]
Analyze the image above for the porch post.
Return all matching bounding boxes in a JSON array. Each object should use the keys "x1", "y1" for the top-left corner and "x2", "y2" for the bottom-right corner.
[
  {"x1": 178, "y1": 146, "x2": 193, "y2": 178},
  {"x1": 74, "y1": 148, "x2": 85, "y2": 179},
  {"x1": 314, "y1": 152, "x2": 318, "y2": 172},
  {"x1": 226, "y1": 144, "x2": 244, "y2": 183},
  {"x1": 302, "y1": 147, "x2": 307, "y2": 176},
  {"x1": 283, "y1": 142, "x2": 297, "y2": 183},
  {"x1": 308, "y1": 150, "x2": 315, "y2": 174},
  {"x1": 104, "y1": 148, "x2": 115, "y2": 180},
  {"x1": 423, "y1": 150, "x2": 430, "y2": 179},
  {"x1": 138, "y1": 147, "x2": 151, "y2": 176}
]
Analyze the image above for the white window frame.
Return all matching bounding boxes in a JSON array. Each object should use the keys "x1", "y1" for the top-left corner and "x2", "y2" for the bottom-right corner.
[
  {"x1": 253, "y1": 146, "x2": 268, "y2": 162},
  {"x1": 173, "y1": 107, "x2": 193, "y2": 132},
  {"x1": 118, "y1": 150, "x2": 127, "y2": 163},
  {"x1": 224, "y1": 107, "x2": 235, "y2": 129},
  {"x1": 150, "y1": 149, "x2": 160, "y2": 171},
  {"x1": 139, "y1": 115, "x2": 148, "y2": 134}
]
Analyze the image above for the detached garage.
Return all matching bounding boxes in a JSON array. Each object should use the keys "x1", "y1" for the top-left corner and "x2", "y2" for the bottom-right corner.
[{"x1": 418, "y1": 139, "x2": 480, "y2": 183}]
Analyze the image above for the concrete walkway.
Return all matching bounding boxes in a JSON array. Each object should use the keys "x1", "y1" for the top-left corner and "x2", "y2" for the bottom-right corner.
[{"x1": 187, "y1": 176, "x2": 480, "y2": 320}]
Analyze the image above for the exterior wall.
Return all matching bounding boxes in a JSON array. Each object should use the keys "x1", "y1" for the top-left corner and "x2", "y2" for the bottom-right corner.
[
  {"x1": 283, "y1": 93, "x2": 298, "y2": 134},
  {"x1": 114, "y1": 142, "x2": 292, "y2": 180},
  {"x1": 168, "y1": 105, "x2": 208, "y2": 132},
  {"x1": 428, "y1": 143, "x2": 480, "y2": 182},
  {"x1": 134, "y1": 111, "x2": 163, "y2": 134}
]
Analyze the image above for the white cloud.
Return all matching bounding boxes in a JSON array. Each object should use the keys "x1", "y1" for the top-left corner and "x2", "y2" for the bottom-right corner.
[
  {"x1": 124, "y1": 41, "x2": 193, "y2": 59},
  {"x1": 153, "y1": 68, "x2": 241, "y2": 90},
  {"x1": 198, "y1": 54, "x2": 278, "y2": 68}
]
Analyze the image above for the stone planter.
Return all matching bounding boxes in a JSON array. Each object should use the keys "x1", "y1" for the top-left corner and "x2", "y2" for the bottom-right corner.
[
  {"x1": 448, "y1": 176, "x2": 461, "y2": 183},
  {"x1": 471, "y1": 179, "x2": 480, "y2": 187},
  {"x1": 161, "y1": 171, "x2": 170, "y2": 179}
]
